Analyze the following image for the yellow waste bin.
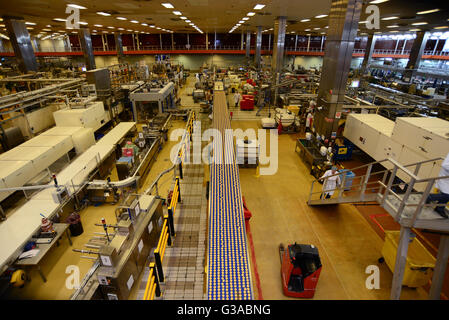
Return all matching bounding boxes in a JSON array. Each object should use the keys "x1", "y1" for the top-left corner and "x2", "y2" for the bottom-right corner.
[{"x1": 380, "y1": 230, "x2": 436, "y2": 288}]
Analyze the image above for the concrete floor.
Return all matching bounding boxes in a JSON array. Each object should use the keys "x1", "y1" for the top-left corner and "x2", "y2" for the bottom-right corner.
[
  {"x1": 235, "y1": 123, "x2": 428, "y2": 300},
  {"x1": 3, "y1": 75, "x2": 430, "y2": 300}
]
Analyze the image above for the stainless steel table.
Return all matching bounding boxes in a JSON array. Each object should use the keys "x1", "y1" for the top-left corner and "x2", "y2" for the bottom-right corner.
[{"x1": 15, "y1": 223, "x2": 72, "y2": 282}]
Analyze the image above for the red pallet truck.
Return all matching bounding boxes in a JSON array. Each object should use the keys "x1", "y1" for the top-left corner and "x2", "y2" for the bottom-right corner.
[{"x1": 279, "y1": 243, "x2": 322, "y2": 298}]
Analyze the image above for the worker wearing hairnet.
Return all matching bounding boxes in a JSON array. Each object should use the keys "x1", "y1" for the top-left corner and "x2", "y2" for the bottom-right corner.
[
  {"x1": 319, "y1": 166, "x2": 341, "y2": 199},
  {"x1": 426, "y1": 152, "x2": 449, "y2": 218}
]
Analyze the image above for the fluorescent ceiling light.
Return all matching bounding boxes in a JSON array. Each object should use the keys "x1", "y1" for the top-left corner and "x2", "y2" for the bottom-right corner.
[
  {"x1": 79, "y1": 21, "x2": 88, "y2": 25},
  {"x1": 116, "y1": 17, "x2": 127, "y2": 20},
  {"x1": 359, "y1": 21, "x2": 367, "y2": 24},
  {"x1": 313, "y1": 27, "x2": 320, "y2": 30},
  {"x1": 107, "y1": 26, "x2": 115, "y2": 29},
  {"x1": 26, "y1": 27, "x2": 33, "y2": 30},
  {"x1": 389, "y1": 30, "x2": 399, "y2": 33},
  {"x1": 300, "y1": 19, "x2": 310, "y2": 22},
  {"x1": 381, "y1": 16, "x2": 399, "y2": 20},
  {"x1": 141, "y1": 23, "x2": 148, "y2": 26},
  {"x1": 386, "y1": 25, "x2": 399, "y2": 28},
  {"x1": 173, "y1": 11, "x2": 182, "y2": 15},
  {"x1": 411, "y1": 22, "x2": 428, "y2": 25},
  {"x1": 150, "y1": 25, "x2": 155, "y2": 28},
  {"x1": 254, "y1": 4, "x2": 265, "y2": 10},
  {"x1": 305, "y1": 29, "x2": 311, "y2": 31},
  {"x1": 269, "y1": 28, "x2": 273, "y2": 30},
  {"x1": 118, "y1": 28, "x2": 124, "y2": 30},
  {"x1": 236, "y1": 24, "x2": 241, "y2": 26},
  {"x1": 239, "y1": 20, "x2": 244, "y2": 23},
  {"x1": 315, "y1": 14, "x2": 328, "y2": 18},
  {"x1": 127, "y1": 29, "x2": 133, "y2": 32},
  {"x1": 242, "y1": 17, "x2": 249, "y2": 21},
  {"x1": 96, "y1": 12, "x2": 111, "y2": 16},
  {"x1": 189, "y1": 23, "x2": 194, "y2": 26},
  {"x1": 321, "y1": 32, "x2": 326, "y2": 34},
  {"x1": 247, "y1": 12, "x2": 256, "y2": 16},
  {"x1": 161, "y1": 3, "x2": 174, "y2": 8},
  {"x1": 25, "y1": 22, "x2": 36, "y2": 25},
  {"x1": 325, "y1": 26, "x2": 329, "y2": 28},
  {"x1": 43, "y1": 28, "x2": 51, "y2": 31},
  {"x1": 434, "y1": 26, "x2": 448, "y2": 29},
  {"x1": 67, "y1": 4, "x2": 87, "y2": 9},
  {"x1": 369, "y1": 0, "x2": 389, "y2": 3},
  {"x1": 156, "y1": 27, "x2": 161, "y2": 29},
  {"x1": 417, "y1": 9, "x2": 440, "y2": 15},
  {"x1": 180, "y1": 17, "x2": 187, "y2": 20},
  {"x1": 94, "y1": 24, "x2": 103, "y2": 27},
  {"x1": 53, "y1": 18, "x2": 67, "y2": 22},
  {"x1": 131, "y1": 20, "x2": 138, "y2": 23},
  {"x1": 185, "y1": 20, "x2": 191, "y2": 23}
]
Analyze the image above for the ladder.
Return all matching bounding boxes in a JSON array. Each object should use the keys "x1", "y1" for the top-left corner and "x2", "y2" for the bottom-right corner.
[{"x1": 307, "y1": 156, "x2": 449, "y2": 300}]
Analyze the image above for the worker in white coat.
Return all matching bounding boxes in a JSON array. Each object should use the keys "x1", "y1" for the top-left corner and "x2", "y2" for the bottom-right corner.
[
  {"x1": 233, "y1": 91, "x2": 242, "y2": 108},
  {"x1": 426, "y1": 152, "x2": 449, "y2": 218},
  {"x1": 319, "y1": 166, "x2": 341, "y2": 199}
]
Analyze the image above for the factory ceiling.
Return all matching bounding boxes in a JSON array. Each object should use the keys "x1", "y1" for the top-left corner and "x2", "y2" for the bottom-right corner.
[{"x1": 0, "y1": 0, "x2": 447, "y2": 37}]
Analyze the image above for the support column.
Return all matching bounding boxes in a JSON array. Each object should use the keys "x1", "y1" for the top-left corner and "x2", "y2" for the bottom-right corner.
[
  {"x1": 429, "y1": 235, "x2": 449, "y2": 300},
  {"x1": 294, "y1": 34, "x2": 298, "y2": 51},
  {"x1": 268, "y1": 33, "x2": 271, "y2": 51},
  {"x1": 245, "y1": 31, "x2": 251, "y2": 58},
  {"x1": 4, "y1": 17, "x2": 38, "y2": 73},
  {"x1": 63, "y1": 36, "x2": 71, "y2": 52},
  {"x1": 315, "y1": 0, "x2": 362, "y2": 139},
  {"x1": 115, "y1": 33, "x2": 124, "y2": 62},
  {"x1": 171, "y1": 33, "x2": 174, "y2": 50},
  {"x1": 240, "y1": 31, "x2": 244, "y2": 50},
  {"x1": 78, "y1": 27, "x2": 96, "y2": 70},
  {"x1": 159, "y1": 33, "x2": 162, "y2": 50},
  {"x1": 403, "y1": 31, "x2": 429, "y2": 82},
  {"x1": 206, "y1": 33, "x2": 208, "y2": 50},
  {"x1": 272, "y1": 16, "x2": 286, "y2": 74},
  {"x1": 187, "y1": 33, "x2": 190, "y2": 49},
  {"x1": 320, "y1": 36, "x2": 325, "y2": 51},
  {"x1": 360, "y1": 34, "x2": 377, "y2": 76},
  {"x1": 254, "y1": 26, "x2": 262, "y2": 69},
  {"x1": 214, "y1": 31, "x2": 216, "y2": 50},
  {"x1": 390, "y1": 227, "x2": 413, "y2": 300},
  {"x1": 307, "y1": 35, "x2": 311, "y2": 52}
]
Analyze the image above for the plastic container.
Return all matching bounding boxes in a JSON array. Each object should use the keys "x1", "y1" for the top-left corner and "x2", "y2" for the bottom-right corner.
[
  {"x1": 339, "y1": 170, "x2": 355, "y2": 191},
  {"x1": 381, "y1": 231, "x2": 435, "y2": 288}
]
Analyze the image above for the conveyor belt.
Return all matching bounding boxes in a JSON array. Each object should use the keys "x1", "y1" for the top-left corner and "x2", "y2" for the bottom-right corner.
[{"x1": 207, "y1": 90, "x2": 253, "y2": 300}]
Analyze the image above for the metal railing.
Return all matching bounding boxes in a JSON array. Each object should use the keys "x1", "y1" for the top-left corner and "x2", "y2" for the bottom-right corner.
[
  {"x1": 2, "y1": 43, "x2": 449, "y2": 57},
  {"x1": 308, "y1": 156, "x2": 447, "y2": 227}
]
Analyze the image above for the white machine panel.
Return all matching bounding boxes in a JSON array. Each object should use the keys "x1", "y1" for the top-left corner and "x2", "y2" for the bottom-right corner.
[
  {"x1": 53, "y1": 102, "x2": 107, "y2": 132},
  {"x1": 21, "y1": 135, "x2": 73, "y2": 162},
  {"x1": 392, "y1": 117, "x2": 449, "y2": 160},
  {"x1": 41, "y1": 126, "x2": 84, "y2": 137},
  {"x1": 72, "y1": 128, "x2": 96, "y2": 154},
  {"x1": 0, "y1": 160, "x2": 35, "y2": 189},
  {"x1": 0, "y1": 146, "x2": 54, "y2": 173},
  {"x1": 374, "y1": 133, "x2": 403, "y2": 169}
]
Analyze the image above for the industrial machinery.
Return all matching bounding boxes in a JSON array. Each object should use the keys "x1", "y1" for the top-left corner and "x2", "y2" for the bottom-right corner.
[
  {"x1": 129, "y1": 82, "x2": 176, "y2": 122},
  {"x1": 71, "y1": 194, "x2": 163, "y2": 300},
  {"x1": 279, "y1": 243, "x2": 322, "y2": 298}
]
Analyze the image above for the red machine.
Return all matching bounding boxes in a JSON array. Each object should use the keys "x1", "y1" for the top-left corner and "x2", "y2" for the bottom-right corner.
[
  {"x1": 240, "y1": 95, "x2": 254, "y2": 110},
  {"x1": 279, "y1": 243, "x2": 322, "y2": 298}
]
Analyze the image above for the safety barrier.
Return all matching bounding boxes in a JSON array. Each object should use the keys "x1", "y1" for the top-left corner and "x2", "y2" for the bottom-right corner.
[
  {"x1": 154, "y1": 215, "x2": 172, "y2": 283},
  {"x1": 167, "y1": 177, "x2": 182, "y2": 237},
  {"x1": 143, "y1": 262, "x2": 161, "y2": 300}
]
